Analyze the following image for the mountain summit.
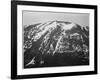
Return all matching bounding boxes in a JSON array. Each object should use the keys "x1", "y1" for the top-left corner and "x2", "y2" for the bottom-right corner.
[{"x1": 24, "y1": 20, "x2": 89, "y2": 68}]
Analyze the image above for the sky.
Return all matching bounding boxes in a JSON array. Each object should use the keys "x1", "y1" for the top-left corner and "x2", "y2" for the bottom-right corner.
[{"x1": 23, "y1": 11, "x2": 89, "y2": 27}]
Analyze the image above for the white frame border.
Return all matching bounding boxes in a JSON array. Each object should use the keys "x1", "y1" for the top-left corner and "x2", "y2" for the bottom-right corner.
[{"x1": 17, "y1": 5, "x2": 95, "y2": 75}]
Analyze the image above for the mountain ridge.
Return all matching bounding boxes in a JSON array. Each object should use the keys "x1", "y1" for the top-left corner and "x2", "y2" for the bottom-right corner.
[{"x1": 24, "y1": 20, "x2": 89, "y2": 68}]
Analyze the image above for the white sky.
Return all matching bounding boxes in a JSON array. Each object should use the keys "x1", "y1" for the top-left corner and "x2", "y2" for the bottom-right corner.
[{"x1": 23, "y1": 11, "x2": 89, "y2": 27}]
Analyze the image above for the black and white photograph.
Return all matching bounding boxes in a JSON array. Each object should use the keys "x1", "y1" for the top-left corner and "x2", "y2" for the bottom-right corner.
[
  {"x1": 11, "y1": 1, "x2": 97, "y2": 79},
  {"x1": 23, "y1": 11, "x2": 89, "y2": 68}
]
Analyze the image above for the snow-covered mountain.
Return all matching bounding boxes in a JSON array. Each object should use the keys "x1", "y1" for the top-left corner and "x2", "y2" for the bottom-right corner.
[{"x1": 24, "y1": 20, "x2": 89, "y2": 68}]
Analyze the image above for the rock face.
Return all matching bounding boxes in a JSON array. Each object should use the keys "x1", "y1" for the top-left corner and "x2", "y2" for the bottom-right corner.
[{"x1": 24, "y1": 21, "x2": 89, "y2": 68}]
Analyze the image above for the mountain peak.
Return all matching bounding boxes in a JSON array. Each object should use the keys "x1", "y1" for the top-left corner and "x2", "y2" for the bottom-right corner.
[{"x1": 24, "y1": 20, "x2": 89, "y2": 67}]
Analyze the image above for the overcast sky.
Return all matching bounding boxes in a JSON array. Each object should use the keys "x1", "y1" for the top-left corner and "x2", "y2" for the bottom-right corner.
[{"x1": 23, "y1": 11, "x2": 89, "y2": 27}]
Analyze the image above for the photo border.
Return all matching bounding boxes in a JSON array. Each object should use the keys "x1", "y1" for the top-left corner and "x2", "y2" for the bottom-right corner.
[{"x1": 11, "y1": 0, "x2": 98, "y2": 79}]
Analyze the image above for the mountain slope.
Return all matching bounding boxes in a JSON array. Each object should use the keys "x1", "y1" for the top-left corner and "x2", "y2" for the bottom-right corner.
[{"x1": 24, "y1": 20, "x2": 89, "y2": 68}]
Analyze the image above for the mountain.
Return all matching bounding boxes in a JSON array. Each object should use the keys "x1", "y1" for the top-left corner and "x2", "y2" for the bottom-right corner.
[{"x1": 24, "y1": 20, "x2": 89, "y2": 68}]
